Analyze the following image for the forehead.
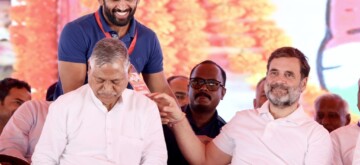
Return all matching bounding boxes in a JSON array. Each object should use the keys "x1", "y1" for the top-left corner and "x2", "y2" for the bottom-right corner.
[
  {"x1": 317, "y1": 98, "x2": 344, "y2": 111},
  {"x1": 170, "y1": 78, "x2": 188, "y2": 86},
  {"x1": 191, "y1": 64, "x2": 223, "y2": 80},
  {"x1": 7, "y1": 87, "x2": 31, "y2": 100},
  {"x1": 269, "y1": 57, "x2": 301, "y2": 74},
  {"x1": 91, "y1": 62, "x2": 126, "y2": 78},
  {"x1": 169, "y1": 79, "x2": 188, "y2": 93}
]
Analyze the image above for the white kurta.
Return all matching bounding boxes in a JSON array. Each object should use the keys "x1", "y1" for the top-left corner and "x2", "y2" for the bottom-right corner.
[
  {"x1": 213, "y1": 101, "x2": 332, "y2": 165},
  {"x1": 32, "y1": 85, "x2": 167, "y2": 165}
]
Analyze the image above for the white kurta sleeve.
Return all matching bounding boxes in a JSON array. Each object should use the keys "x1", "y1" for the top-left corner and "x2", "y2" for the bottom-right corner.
[
  {"x1": 0, "y1": 101, "x2": 35, "y2": 163},
  {"x1": 31, "y1": 102, "x2": 68, "y2": 165},
  {"x1": 140, "y1": 101, "x2": 167, "y2": 165},
  {"x1": 304, "y1": 125, "x2": 333, "y2": 165},
  {"x1": 330, "y1": 130, "x2": 344, "y2": 165}
]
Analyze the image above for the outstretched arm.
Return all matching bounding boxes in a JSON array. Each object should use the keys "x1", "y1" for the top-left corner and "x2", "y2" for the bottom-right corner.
[
  {"x1": 149, "y1": 93, "x2": 231, "y2": 165},
  {"x1": 143, "y1": 72, "x2": 176, "y2": 100}
]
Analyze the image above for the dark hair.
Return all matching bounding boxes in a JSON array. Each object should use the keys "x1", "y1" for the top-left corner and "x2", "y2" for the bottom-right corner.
[
  {"x1": 267, "y1": 47, "x2": 310, "y2": 79},
  {"x1": 189, "y1": 60, "x2": 227, "y2": 86},
  {"x1": 0, "y1": 78, "x2": 31, "y2": 102},
  {"x1": 46, "y1": 82, "x2": 57, "y2": 101},
  {"x1": 167, "y1": 75, "x2": 188, "y2": 84}
]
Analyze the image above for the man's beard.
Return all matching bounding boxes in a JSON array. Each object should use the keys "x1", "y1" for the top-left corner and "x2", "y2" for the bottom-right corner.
[
  {"x1": 103, "y1": 2, "x2": 136, "y2": 27},
  {"x1": 265, "y1": 82, "x2": 301, "y2": 108}
]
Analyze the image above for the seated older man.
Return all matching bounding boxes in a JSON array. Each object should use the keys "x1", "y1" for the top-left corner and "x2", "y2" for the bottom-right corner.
[{"x1": 32, "y1": 38, "x2": 167, "y2": 165}]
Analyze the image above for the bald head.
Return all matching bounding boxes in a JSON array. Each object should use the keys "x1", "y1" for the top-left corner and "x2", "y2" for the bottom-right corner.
[{"x1": 314, "y1": 93, "x2": 350, "y2": 132}]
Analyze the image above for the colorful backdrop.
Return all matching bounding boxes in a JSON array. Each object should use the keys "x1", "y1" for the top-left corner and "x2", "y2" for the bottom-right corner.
[{"x1": 1, "y1": 0, "x2": 359, "y2": 121}]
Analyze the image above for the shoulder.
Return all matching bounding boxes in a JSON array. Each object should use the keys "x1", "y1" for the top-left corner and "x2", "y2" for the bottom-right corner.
[
  {"x1": 52, "y1": 85, "x2": 89, "y2": 108},
  {"x1": 331, "y1": 124, "x2": 358, "y2": 138},
  {"x1": 223, "y1": 109, "x2": 255, "y2": 127},
  {"x1": 234, "y1": 109, "x2": 257, "y2": 118},
  {"x1": 135, "y1": 20, "x2": 156, "y2": 34},
  {"x1": 123, "y1": 89, "x2": 156, "y2": 107},
  {"x1": 304, "y1": 121, "x2": 331, "y2": 142},
  {"x1": 135, "y1": 20, "x2": 157, "y2": 38},
  {"x1": 216, "y1": 115, "x2": 227, "y2": 125},
  {"x1": 60, "y1": 13, "x2": 97, "y2": 38},
  {"x1": 66, "y1": 13, "x2": 95, "y2": 28},
  {"x1": 15, "y1": 100, "x2": 51, "y2": 115}
]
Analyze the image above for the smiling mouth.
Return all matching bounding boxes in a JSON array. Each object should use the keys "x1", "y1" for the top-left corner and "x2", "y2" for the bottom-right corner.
[{"x1": 115, "y1": 11, "x2": 129, "y2": 16}]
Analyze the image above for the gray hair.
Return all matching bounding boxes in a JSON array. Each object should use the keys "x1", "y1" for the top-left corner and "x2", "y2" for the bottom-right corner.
[{"x1": 89, "y1": 38, "x2": 130, "y2": 70}]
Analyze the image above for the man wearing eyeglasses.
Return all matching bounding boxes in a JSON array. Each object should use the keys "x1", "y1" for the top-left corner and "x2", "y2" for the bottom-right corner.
[
  {"x1": 151, "y1": 47, "x2": 332, "y2": 164},
  {"x1": 162, "y1": 60, "x2": 227, "y2": 165}
]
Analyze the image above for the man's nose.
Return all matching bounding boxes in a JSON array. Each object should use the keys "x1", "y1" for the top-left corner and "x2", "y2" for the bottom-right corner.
[
  {"x1": 321, "y1": 116, "x2": 330, "y2": 124},
  {"x1": 199, "y1": 83, "x2": 208, "y2": 91}
]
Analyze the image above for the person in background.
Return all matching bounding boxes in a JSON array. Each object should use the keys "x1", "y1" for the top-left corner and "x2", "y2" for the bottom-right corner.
[
  {"x1": 331, "y1": 78, "x2": 360, "y2": 165},
  {"x1": 53, "y1": 0, "x2": 174, "y2": 100},
  {"x1": 45, "y1": 82, "x2": 57, "y2": 101},
  {"x1": 167, "y1": 75, "x2": 189, "y2": 107},
  {"x1": 163, "y1": 60, "x2": 226, "y2": 165},
  {"x1": 0, "y1": 100, "x2": 51, "y2": 163},
  {"x1": 0, "y1": 82, "x2": 54, "y2": 163},
  {"x1": 253, "y1": 77, "x2": 267, "y2": 109},
  {"x1": 32, "y1": 38, "x2": 167, "y2": 164},
  {"x1": 0, "y1": 78, "x2": 31, "y2": 134},
  {"x1": 151, "y1": 47, "x2": 332, "y2": 164},
  {"x1": 314, "y1": 93, "x2": 350, "y2": 132}
]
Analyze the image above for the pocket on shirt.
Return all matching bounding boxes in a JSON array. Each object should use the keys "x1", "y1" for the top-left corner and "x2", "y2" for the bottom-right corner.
[{"x1": 117, "y1": 135, "x2": 144, "y2": 164}]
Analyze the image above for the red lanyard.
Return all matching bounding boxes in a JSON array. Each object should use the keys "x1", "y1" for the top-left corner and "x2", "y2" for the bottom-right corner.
[{"x1": 94, "y1": 11, "x2": 138, "y2": 55}]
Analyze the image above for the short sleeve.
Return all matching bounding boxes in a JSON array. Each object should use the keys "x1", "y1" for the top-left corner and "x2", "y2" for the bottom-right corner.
[
  {"x1": 212, "y1": 122, "x2": 235, "y2": 156},
  {"x1": 58, "y1": 22, "x2": 89, "y2": 63},
  {"x1": 141, "y1": 32, "x2": 163, "y2": 74}
]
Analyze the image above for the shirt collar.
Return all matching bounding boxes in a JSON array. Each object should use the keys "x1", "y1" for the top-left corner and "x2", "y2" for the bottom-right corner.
[
  {"x1": 98, "y1": 6, "x2": 137, "y2": 38},
  {"x1": 257, "y1": 100, "x2": 309, "y2": 125},
  {"x1": 184, "y1": 105, "x2": 219, "y2": 128}
]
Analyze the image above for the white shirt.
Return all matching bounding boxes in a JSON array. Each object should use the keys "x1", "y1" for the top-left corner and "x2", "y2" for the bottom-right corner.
[
  {"x1": 0, "y1": 100, "x2": 50, "y2": 163},
  {"x1": 31, "y1": 85, "x2": 167, "y2": 165},
  {"x1": 331, "y1": 123, "x2": 360, "y2": 165},
  {"x1": 213, "y1": 101, "x2": 332, "y2": 165}
]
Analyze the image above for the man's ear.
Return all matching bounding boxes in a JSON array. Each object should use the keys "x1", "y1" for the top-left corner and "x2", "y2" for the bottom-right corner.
[
  {"x1": 221, "y1": 88, "x2": 226, "y2": 100},
  {"x1": 253, "y1": 99, "x2": 256, "y2": 109},
  {"x1": 300, "y1": 77, "x2": 308, "y2": 92},
  {"x1": 345, "y1": 114, "x2": 351, "y2": 125},
  {"x1": 128, "y1": 64, "x2": 132, "y2": 75},
  {"x1": 87, "y1": 61, "x2": 92, "y2": 74}
]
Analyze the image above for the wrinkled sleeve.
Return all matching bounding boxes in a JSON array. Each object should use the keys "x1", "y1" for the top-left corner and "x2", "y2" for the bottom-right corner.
[
  {"x1": 304, "y1": 125, "x2": 333, "y2": 165},
  {"x1": 212, "y1": 116, "x2": 236, "y2": 156},
  {"x1": 330, "y1": 131, "x2": 344, "y2": 165},
  {"x1": 352, "y1": 133, "x2": 360, "y2": 164},
  {"x1": 0, "y1": 102, "x2": 34, "y2": 163},
  {"x1": 31, "y1": 102, "x2": 67, "y2": 165},
  {"x1": 140, "y1": 101, "x2": 167, "y2": 165}
]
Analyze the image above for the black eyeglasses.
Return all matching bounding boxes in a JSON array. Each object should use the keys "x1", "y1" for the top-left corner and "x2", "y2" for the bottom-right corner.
[{"x1": 189, "y1": 78, "x2": 224, "y2": 91}]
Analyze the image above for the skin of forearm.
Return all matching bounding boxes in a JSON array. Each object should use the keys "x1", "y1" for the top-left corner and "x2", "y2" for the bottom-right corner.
[{"x1": 170, "y1": 119, "x2": 206, "y2": 165}]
